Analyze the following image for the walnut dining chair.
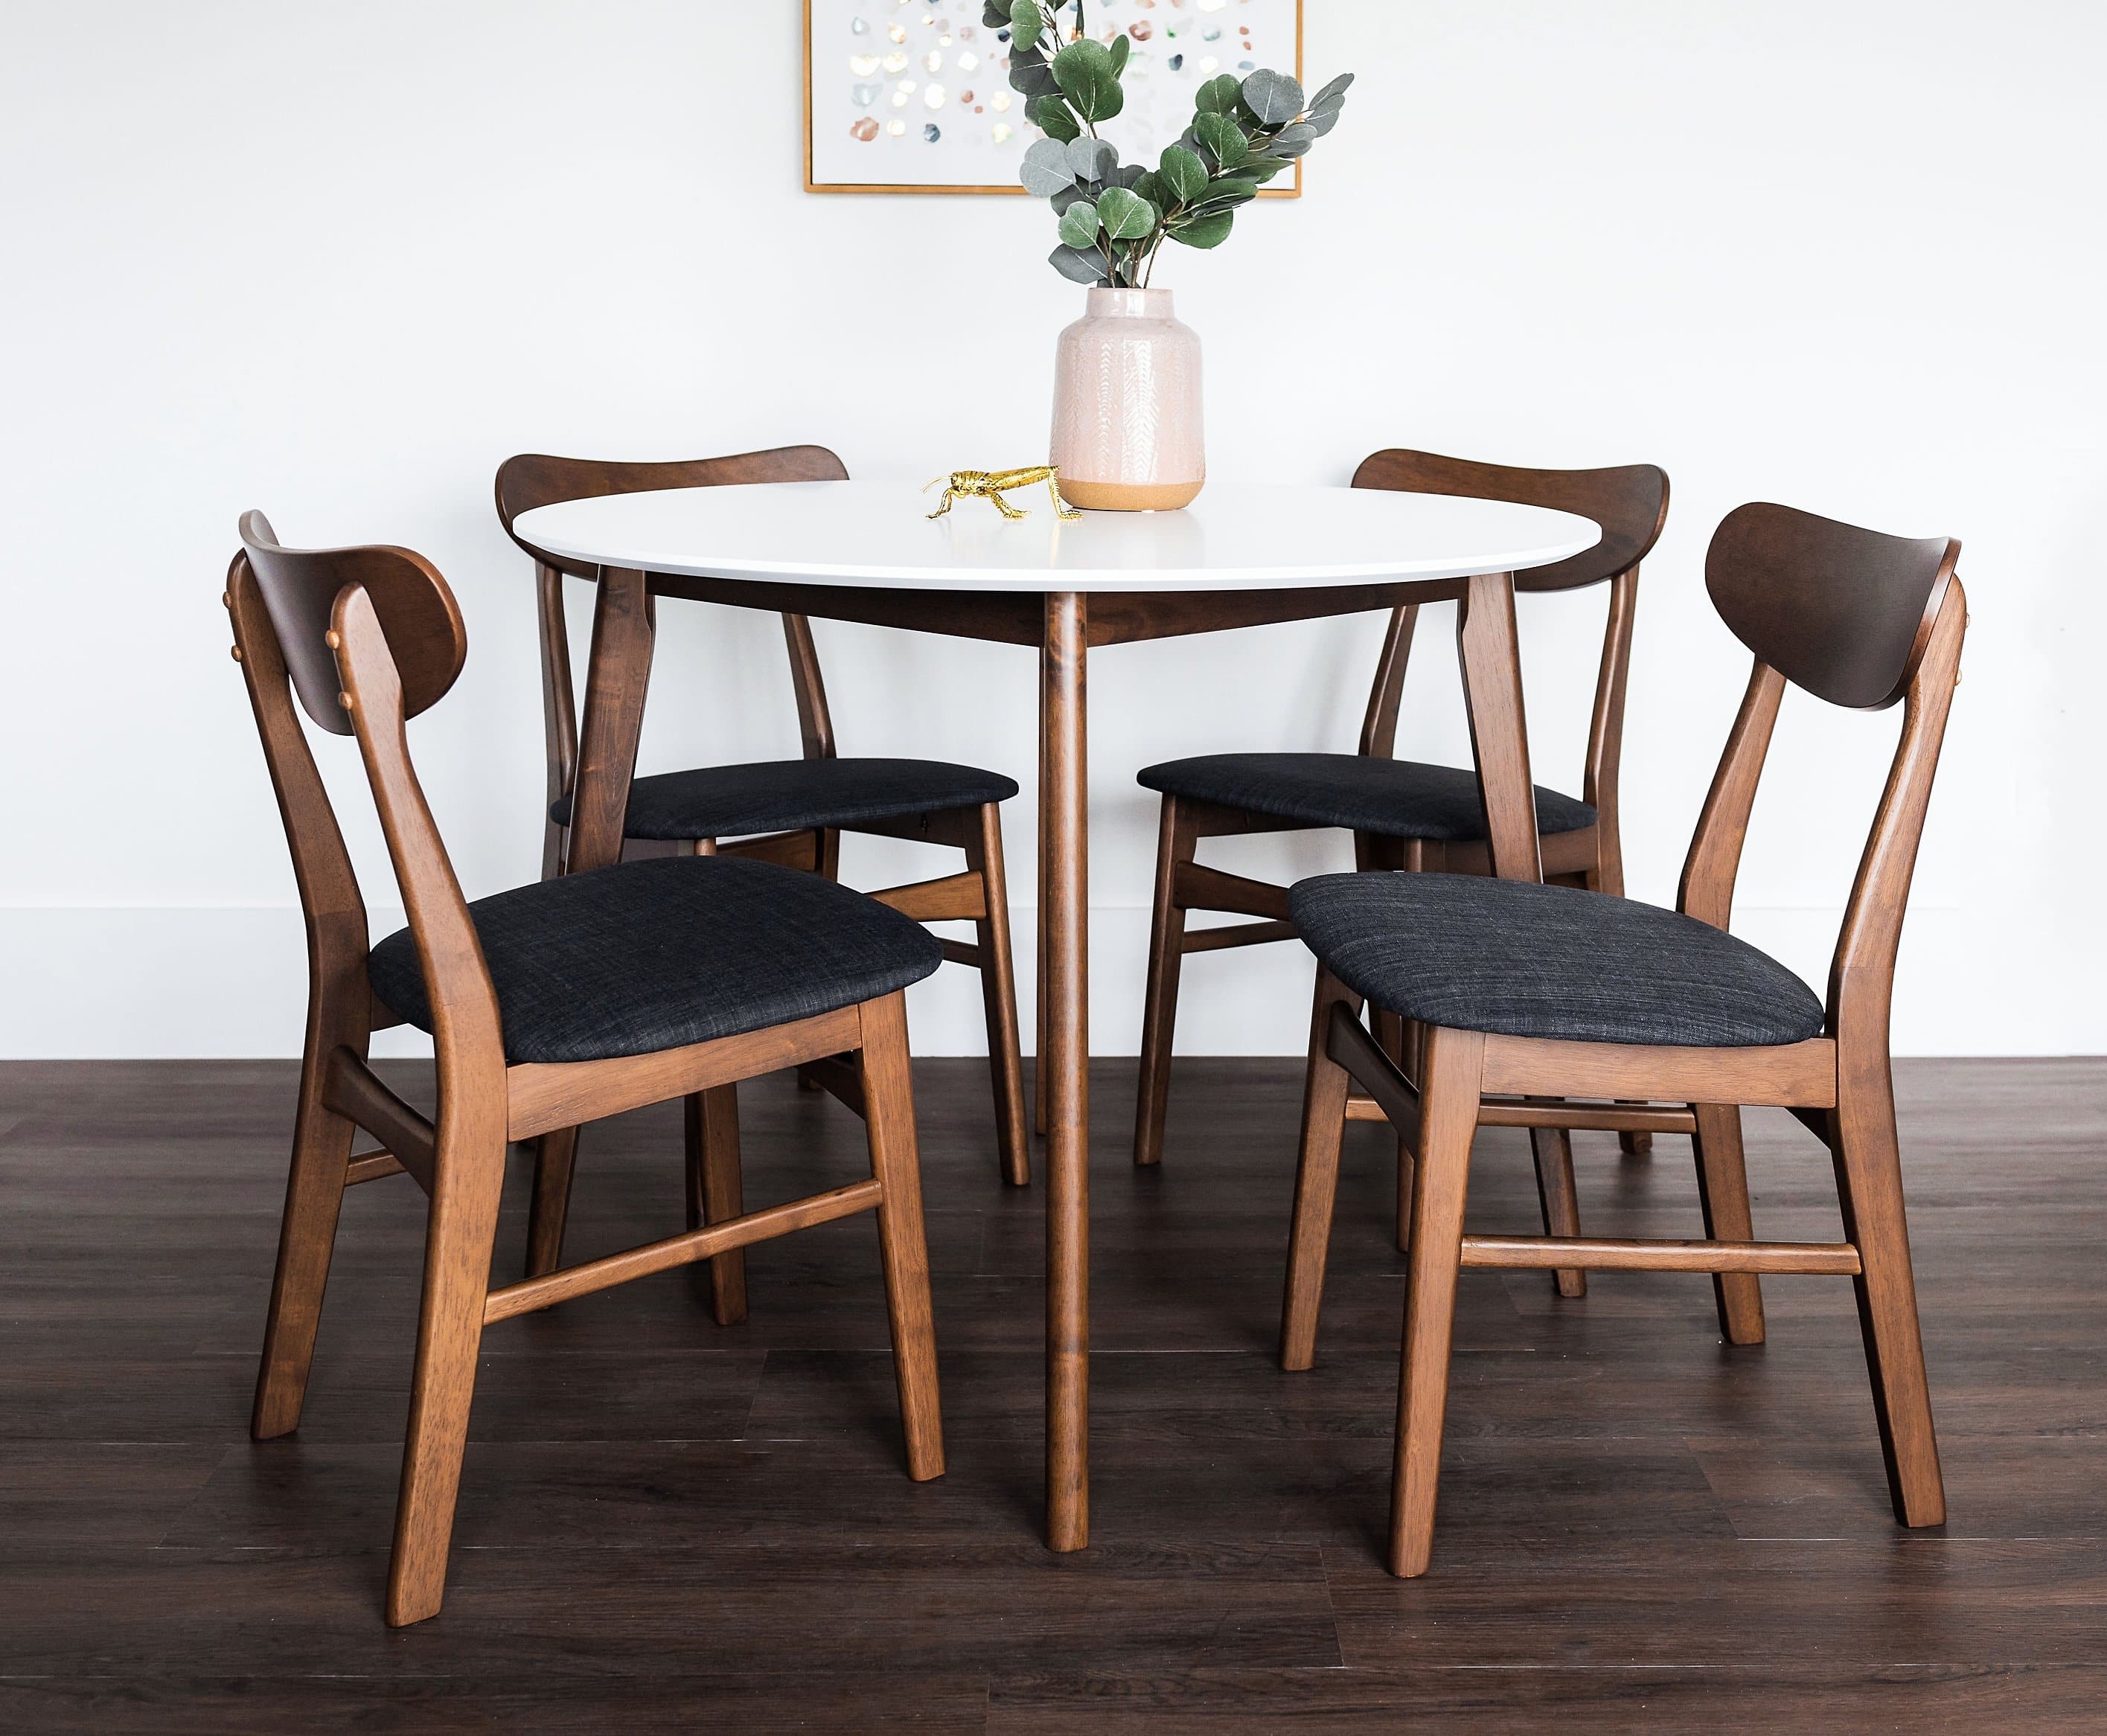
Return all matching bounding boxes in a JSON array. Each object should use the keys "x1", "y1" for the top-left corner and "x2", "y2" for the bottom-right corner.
[
  {"x1": 228, "y1": 513, "x2": 945, "y2": 1627},
  {"x1": 496, "y1": 447, "x2": 1031, "y2": 1284},
  {"x1": 1277, "y1": 501, "x2": 1964, "y2": 1577},
  {"x1": 1131, "y1": 451, "x2": 1670, "y2": 1288}
]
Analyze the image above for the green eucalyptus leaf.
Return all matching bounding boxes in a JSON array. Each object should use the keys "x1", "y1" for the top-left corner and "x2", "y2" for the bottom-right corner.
[
  {"x1": 1010, "y1": 56, "x2": 1059, "y2": 97},
  {"x1": 1008, "y1": 0, "x2": 1044, "y2": 49},
  {"x1": 1195, "y1": 73, "x2": 1243, "y2": 115},
  {"x1": 1049, "y1": 182, "x2": 1085, "y2": 213},
  {"x1": 1241, "y1": 68, "x2": 1304, "y2": 125},
  {"x1": 1308, "y1": 72, "x2": 1355, "y2": 110},
  {"x1": 1158, "y1": 144, "x2": 1210, "y2": 203},
  {"x1": 1020, "y1": 135, "x2": 1078, "y2": 196},
  {"x1": 1066, "y1": 135, "x2": 1117, "y2": 185},
  {"x1": 1194, "y1": 176, "x2": 1258, "y2": 208},
  {"x1": 1032, "y1": 95, "x2": 1082, "y2": 141},
  {"x1": 1094, "y1": 184, "x2": 1159, "y2": 241},
  {"x1": 1131, "y1": 169, "x2": 1168, "y2": 208},
  {"x1": 1115, "y1": 161, "x2": 1146, "y2": 188},
  {"x1": 1052, "y1": 39, "x2": 1124, "y2": 123},
  {"x1": 1109, "y1": 33, "x2": 1131, "y2": 76},
  {"x1": 1245, "y1": 157, "x2": 1287, "y2": 183},
  {"x1": 1270, "y1": 122, "x2": 1317, "y2": 156},
  {"x1": 1304, "y1": 104, "x2": 1344, "y2": 137},
  {"x1": 1058, "y1": 200, "x2": 1102, "y2": 250},
  {"x1": 1193, "y1": 112, "x2": 1247, "y2": 170},
  {"x1": 1171, "y1": 211, "x2": 1234, "y2": 249},
  {"x1": 1049, "y1": 243, "x2": 1112, "y2": 286},
  {"x1": 983, "y1": 3, "x2": 1010, "y2": 28}
]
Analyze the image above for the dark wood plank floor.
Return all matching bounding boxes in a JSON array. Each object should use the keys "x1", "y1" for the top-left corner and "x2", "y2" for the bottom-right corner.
[{"x1": 1, "y1": 1056, "x2": 2103, "y2": 1732}]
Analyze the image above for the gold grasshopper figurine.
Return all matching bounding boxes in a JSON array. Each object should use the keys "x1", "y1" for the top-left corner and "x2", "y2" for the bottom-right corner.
[{"x1": 924, "y1": 467, "x2": 1082, "y2": 522}]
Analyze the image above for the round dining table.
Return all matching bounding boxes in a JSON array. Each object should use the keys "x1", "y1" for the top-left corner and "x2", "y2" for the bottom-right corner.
[{"x1": 508, "y1": 477, "x2": 1602, "y2": 1553}]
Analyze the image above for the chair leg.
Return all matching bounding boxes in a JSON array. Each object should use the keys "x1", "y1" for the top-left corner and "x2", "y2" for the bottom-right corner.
[
  {"x1": 1395, "y1": 1017, "x2": 1430, "y2": 1250},
  {"x1": 1829, "y1": 1080, "x2": 1945, "y2": 1526},
  {"x1": 1529, "y1": 1125, "x2": 1588, "y2": 1298},
  {"x1": 525, "y1": 1125, "x2": 581, "y2": 1279},
  {"x1": 967, "y1": 803, "x2": 1032, "y2": 1187},
  {"x1": 1370, "y1": 1010, "x2": 1415, "y2": 1252},
  {"x1": 1389, "y1": 1026, "x2": 1486, "y2": 1579},
  {"x1": 1134, "y1": 798, "x2": 1195, "y2": 1167},
  {"x1": 252, "y1": 1055, "x2": 357, "y2": 1440},
  {"x1": 1280, "y1": 970, "x2": 1363, "y2": 1371},
  {"x1": 857, "y1": 993, "x2": 945, "y2": 1482},
  {"x1": 386, "y1": 1116, "x2": 508, "y2": 1627},
  {"x1": 1690, "y1": 1104, "x2": 1766, "y2": 1344},
  {"x1": 684, "y1": 1085, "x2": 748, "y2": 1325}
]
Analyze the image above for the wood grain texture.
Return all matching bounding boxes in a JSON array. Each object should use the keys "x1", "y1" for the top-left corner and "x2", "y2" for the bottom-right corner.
[
  {"x1": 0, "y1": 1053, "x2": 2098, "y2": 1725},
  {"x1": 1390, "y1": 1027, "x2": 1487, "y2": 1578},
  {"x1": 503, "y1": 1004, "x2": 863, "y2": 1142},
  {"x1": 482, "y1": 1181, "x2": 885, "y2": 1325},
  {"x1": 1040, "y1": 591, "x2": 1091, "y2": 1552},
  {"x1": 1461, "y1": 1235, "x2": 1861, "y2": 1275},
  {"x1": 685, "y1": 1084, "x2": 748, "y2": 1325}
]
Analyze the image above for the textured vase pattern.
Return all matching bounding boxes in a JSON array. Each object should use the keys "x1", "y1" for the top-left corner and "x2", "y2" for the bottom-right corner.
[{"x1": 1049, "y1": 287, "x2": 1204, "y2": 511}]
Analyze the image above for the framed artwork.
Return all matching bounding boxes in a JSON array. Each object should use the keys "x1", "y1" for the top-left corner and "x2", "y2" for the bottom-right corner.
[{"x1": 805, "y1": 0, "x2": 1303, "y2": 196}]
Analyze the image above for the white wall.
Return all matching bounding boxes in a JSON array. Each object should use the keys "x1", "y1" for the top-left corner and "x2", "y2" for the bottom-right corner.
[{"x1": 2, "y1": 1, "x2": 2101, "y2": 1059}]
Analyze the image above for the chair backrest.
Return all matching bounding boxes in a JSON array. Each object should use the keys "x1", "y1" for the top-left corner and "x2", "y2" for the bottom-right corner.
[
  {"x1": 238, "y1": 510, "x2": 466, "y2": 735},
  {"x1": 1351, "y1": 450, "x2": 1672, "y2": 875},
  {"x1": 228, "y1": 516, "x2": 500, "y2": 1080},
  {"x1": 1677, "y1": 503, "x2": 1966, "y2": 1041},
  {"x1": 496, "y1": 447, "x2": 850, "y2": 872},
  {"x1": 494, "y1": 446, "x2": 850, "y2": 573},
  {"x1": 1353, "y1": 449, "x2": 1670, "y2": 596}
]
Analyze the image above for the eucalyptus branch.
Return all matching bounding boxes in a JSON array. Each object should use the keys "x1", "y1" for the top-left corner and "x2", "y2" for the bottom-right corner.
[{"x1": 1009, "y1": 0, "x2": 1352, "y2": 290}]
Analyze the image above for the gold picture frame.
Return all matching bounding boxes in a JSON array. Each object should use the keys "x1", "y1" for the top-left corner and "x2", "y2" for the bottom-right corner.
[{"x1": 804, "y1": 0, "x2": 1304, "y2": 197}]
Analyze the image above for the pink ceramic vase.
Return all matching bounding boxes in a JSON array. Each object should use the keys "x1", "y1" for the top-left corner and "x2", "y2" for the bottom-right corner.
[{"x1": 1049, "y1": 287, "x2": 1204, "y2": 511}]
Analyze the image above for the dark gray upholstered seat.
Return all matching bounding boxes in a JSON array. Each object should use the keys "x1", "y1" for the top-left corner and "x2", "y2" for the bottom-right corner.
[
  {"x1": 549, "y1": 757, "x2": 1019, "y2": 842},
  {"x1": 1289, "y1": 871, "x2": 1826, "y2": 1048},
  {"x1": 1136, "y1": 753, "x2": 1594, "y2": 842},
  {"x1": 369, "y1": 856, "x2": 942, "y2": 1066}
]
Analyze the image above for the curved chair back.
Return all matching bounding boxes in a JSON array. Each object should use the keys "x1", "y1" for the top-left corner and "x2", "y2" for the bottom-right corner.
[
  {"x1": 1353, "y1": 449, "x2": 1669, "y2": 594},
  {"x1": 238, "y1": 510, "x2": 466, "y2": 735},
  {"x1": 495, "y1": 446, "x2": 851, "y2": 877},
  {"x1": 495, "y1": 446, "x2": 849, "y2": 578},
  {"x1": 1678, "y1": 504, "x2": 1965, "y2": 1039},
  {"x1": 1351, "y1": 449, "x2": 1672, "y2": 887},
  {"x1": 1708, "y1": 503, "x2": 1955, "y2": 711},
  {"x1": 227, "y1": 517, "x2": 496, "y2": 1080}
]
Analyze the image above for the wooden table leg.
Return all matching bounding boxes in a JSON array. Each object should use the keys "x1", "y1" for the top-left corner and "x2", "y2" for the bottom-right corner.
[
  {"x1": 1455, "y1": 571, "x2": 1543, "y2": 885},
  {"x1": 1041, "y1": 591, "x2": 1090, "y2": 1551}
]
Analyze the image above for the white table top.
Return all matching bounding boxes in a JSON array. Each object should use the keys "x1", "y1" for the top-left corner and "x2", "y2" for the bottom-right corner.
[{"x1": 510, "y1": 480, "x2": 1600, "y2": 595}]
